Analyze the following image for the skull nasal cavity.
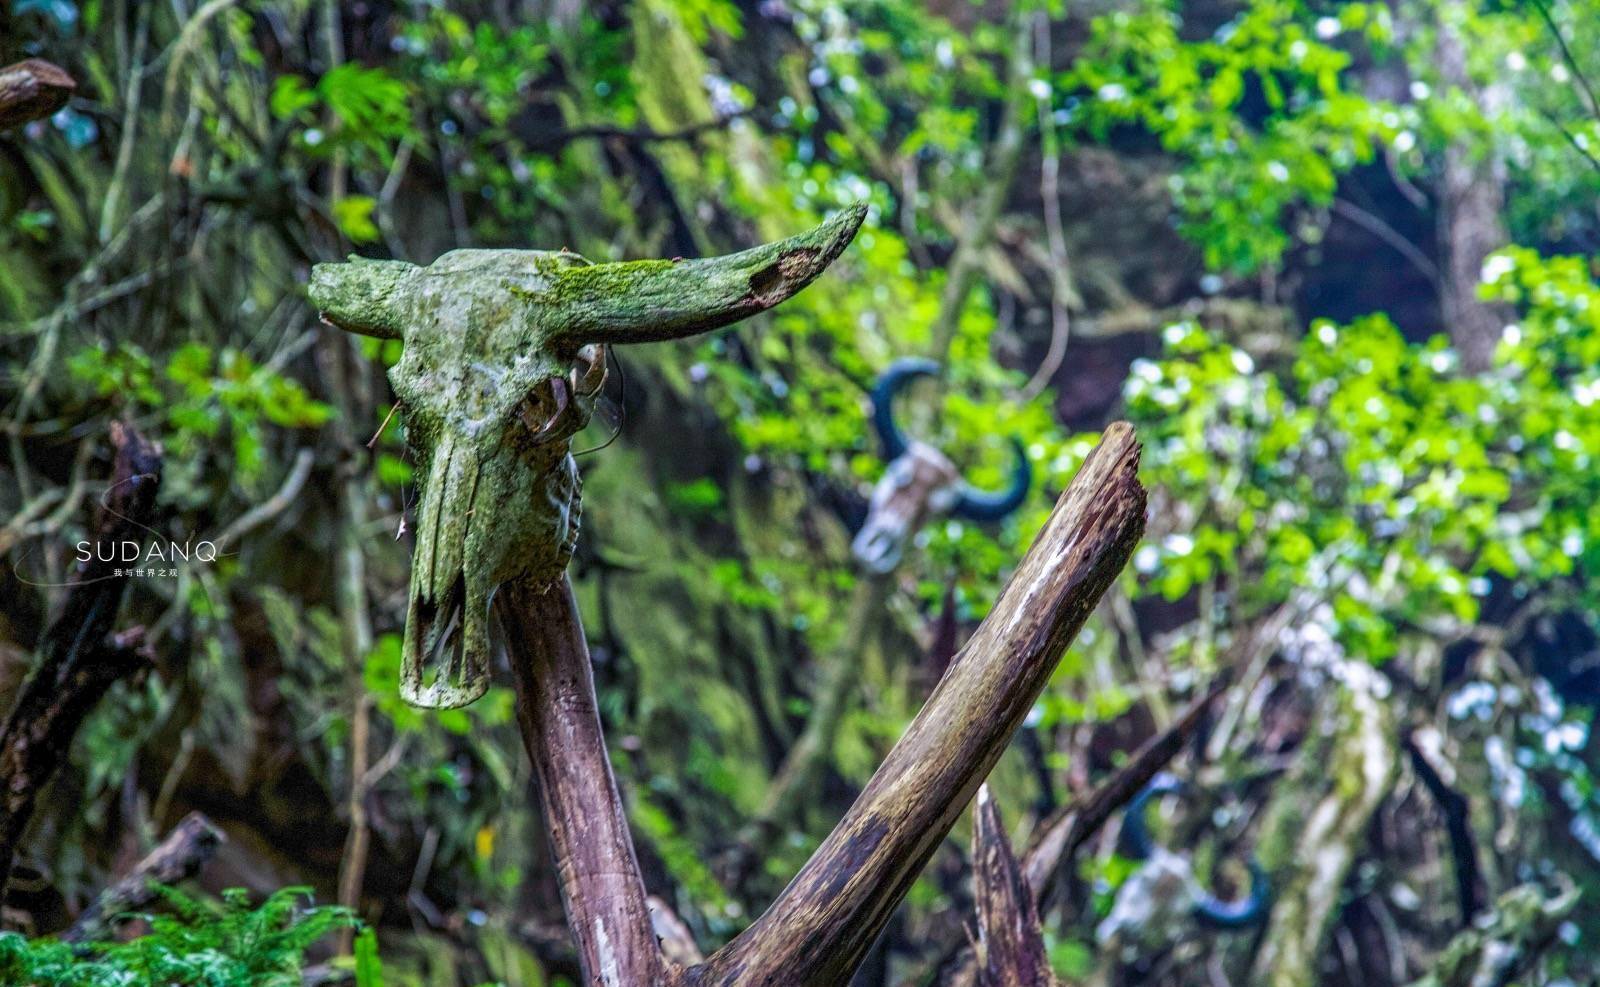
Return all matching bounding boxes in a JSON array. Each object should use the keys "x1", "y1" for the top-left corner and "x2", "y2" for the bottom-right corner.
[{"x1": 419, "y1": 570, "x2": 467, "y2": 625}]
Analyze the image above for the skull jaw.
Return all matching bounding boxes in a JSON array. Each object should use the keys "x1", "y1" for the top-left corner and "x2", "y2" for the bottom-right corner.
[{"x1": 401, "y1": 446, "x2": 582, "y2": 709}]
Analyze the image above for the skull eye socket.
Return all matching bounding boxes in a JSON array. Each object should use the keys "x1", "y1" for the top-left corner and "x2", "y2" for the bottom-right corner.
[
  {"x1": 886, "y1": 456, "x2": 917, "y2": 489},
  {"x1": 520, "y1": 376, "x2": 571, "y2": 443}
]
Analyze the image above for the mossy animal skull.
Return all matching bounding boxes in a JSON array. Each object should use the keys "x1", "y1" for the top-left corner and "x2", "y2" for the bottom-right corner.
[{"x1": 311, "y1": 206, "x2": 865, "y2": 707}]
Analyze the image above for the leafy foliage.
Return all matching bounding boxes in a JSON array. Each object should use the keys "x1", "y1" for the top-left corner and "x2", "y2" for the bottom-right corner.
[
  {"x1": 6, "y1": 0, "x2": 1600, "y2": 982},
  {"x1": 0, "y1": 887, "x2": 357, "y2": 986}
]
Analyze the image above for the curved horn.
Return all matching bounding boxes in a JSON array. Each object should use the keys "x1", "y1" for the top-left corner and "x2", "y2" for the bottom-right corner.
[
  {"x1": 950, "y1": 436, "x2": 1032, "y2": 522},
  {"x1": 1118, "y1": 772, "x2": 1185, "y2": 862},
  {"x1": 309, "y1": 255, "x2": 419, "y2": 341},
  {"x1": 551, "y1": 203, "x2": 866, "y2": 346},
  {"x1": 869, "y1": 358, "x2": 941, "y2": 462},
  {"x1": 1193, "y1": 859, "x2": 1271, "y2": 929}
]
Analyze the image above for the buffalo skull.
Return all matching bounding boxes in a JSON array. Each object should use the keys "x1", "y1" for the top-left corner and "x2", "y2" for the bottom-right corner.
[
  {"x1": 1105, "y1": 772, "x2": 1271, "y2": 939},
  {"x1": 851, "y1": 359, "x2": 1032, "y2": 574},
  {"x1": 311, "y1": 206, "x2": 865, "y2": 707}
]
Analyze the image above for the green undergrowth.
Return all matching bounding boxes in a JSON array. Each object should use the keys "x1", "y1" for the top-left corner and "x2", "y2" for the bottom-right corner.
[{"x1": 0, "y1": 886, "x2": 359, "y2": 987}]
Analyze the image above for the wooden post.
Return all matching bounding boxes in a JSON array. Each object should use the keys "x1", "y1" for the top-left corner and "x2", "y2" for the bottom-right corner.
[{"x1": 500, "y1": 578, "x2": 670, "y2": 986}]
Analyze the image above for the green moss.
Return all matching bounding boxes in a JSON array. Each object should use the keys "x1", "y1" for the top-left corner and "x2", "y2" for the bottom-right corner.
[{"x1": 542, "y1": 257, "x2": 677, "y2": 305}]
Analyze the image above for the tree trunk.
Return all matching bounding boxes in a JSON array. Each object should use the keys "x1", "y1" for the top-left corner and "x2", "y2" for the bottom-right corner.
[
  {"x1": 1249, "y1": 661, "x2": 1399, "y2": 987},
  {"x1": 0, "y1": 423, "x2": 162, "y2": 899},
  {"x1": 1435, "y1": 4, "x2": 1513, "y2": 373}
]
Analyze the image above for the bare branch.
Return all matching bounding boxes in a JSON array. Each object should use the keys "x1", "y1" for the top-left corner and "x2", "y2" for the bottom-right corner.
[
  {"x1": 695, "y1": 423, "x2": 1145, "y2": 985},
  {"x1": 1020, "y1": 11, "x2": 1075, "y2": 404},
  {"x1": 1331, "y1": 198, "x2": 1439, "y2": 286},
  {"x1": 1404, "y1": 728, "x2": 1487, "y2": 925},
  {"x1": 935, "y1": 679, "x2": 1227, "y2": 987},
  {"x1": 1022, "y1": 676, "x2": 1228, "y2": 902},
  {"x1": 213, "y1": 448, "x2": 315, "y2": 550},
  {"x1": 928, "y1": 14, "x2": 1035, "y2": 364},
  {"x1": 722, "y1": 574, "x2": 892, "y2": 885},
  {"x1": 1528, "y1": 0, "x2": 1600, "y2": 121},
  {"x1": 539, "y1": 108, "x2": 757, "y2": 147}
]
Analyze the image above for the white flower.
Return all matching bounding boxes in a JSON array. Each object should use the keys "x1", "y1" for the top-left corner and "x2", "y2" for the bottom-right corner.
[{"x1": 1481, "y1": 253, "x2": 1516, "y2": 283}]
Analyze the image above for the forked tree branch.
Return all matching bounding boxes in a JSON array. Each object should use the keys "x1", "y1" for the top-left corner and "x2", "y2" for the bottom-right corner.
[
  {"x1": 499, "y1": 424, "x2": 1142, "y2": 986},
  {"x1": 693, "y1": 422, "x2": 1145, "y2": 985}
]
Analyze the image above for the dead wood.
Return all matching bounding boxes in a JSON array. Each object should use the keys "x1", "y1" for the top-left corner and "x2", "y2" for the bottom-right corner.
[
  {"x1": 935, "y1": 677, "x2": 1228, "y2": 987},
  {"x1": 500, "y1": 577, "x2": 672, "y2": 986},
  {"x1": 971, "y1": 784, "x2": 1060, "y2": 987},
  {"x1": 0, "y1": 60, "x2": 76, "y2": 131},
  {"x1": 691, "y1": 422, "x2": 1144, "y2": 985},
  {"x1": 496, "y1": 423, "x2": 1144, "y2": 986},
  {"x1": 66, "y1": 811, "x2": 225, "y2": 942},
  {"x1": 0, "y1": 422, "x2": 162, "y2": 898}
]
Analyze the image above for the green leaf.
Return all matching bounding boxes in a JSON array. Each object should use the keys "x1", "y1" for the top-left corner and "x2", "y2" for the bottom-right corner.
[{"x1": 332, "y1": 195, "x2": 381, "y2": 244}]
